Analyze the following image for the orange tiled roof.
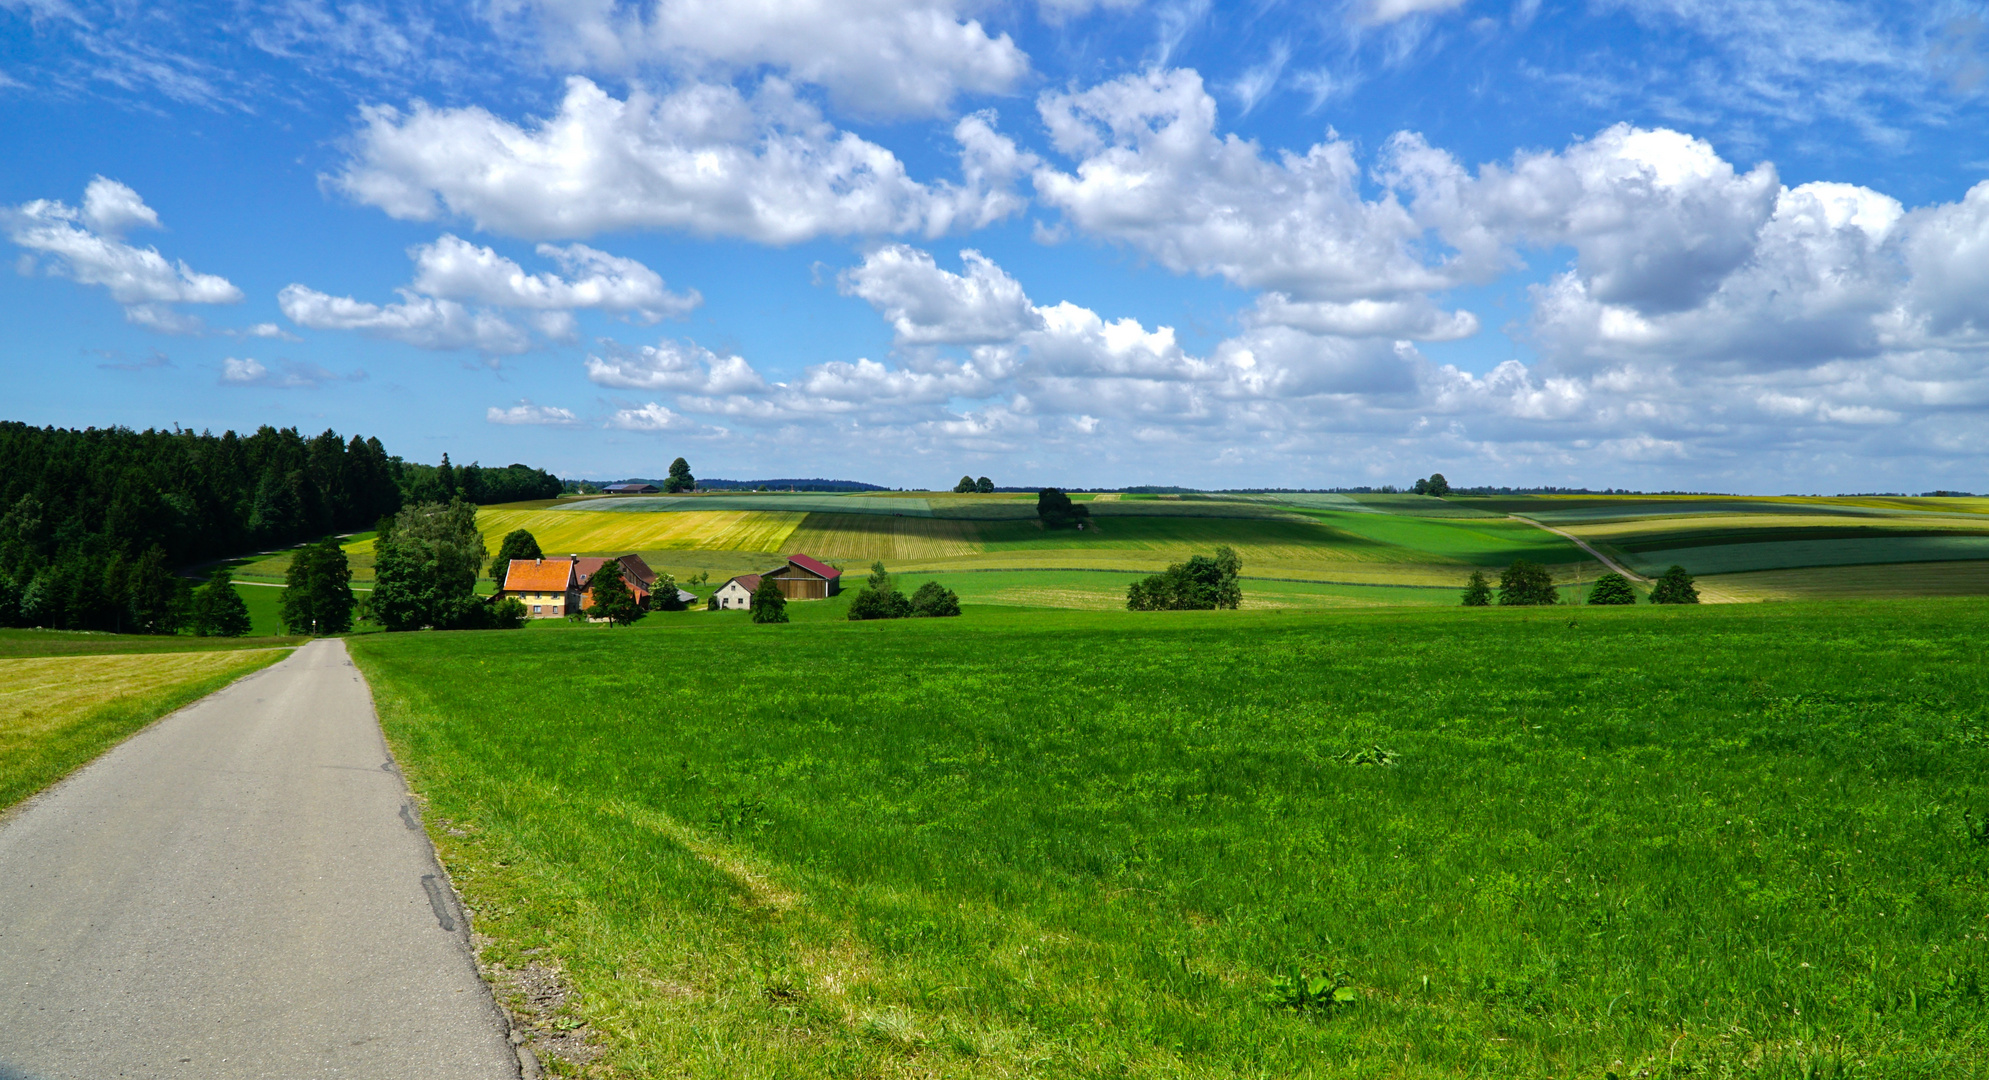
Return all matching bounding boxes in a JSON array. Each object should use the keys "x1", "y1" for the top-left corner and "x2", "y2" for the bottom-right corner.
[{"x1": 503, "y1": 558, "x2": 575, "y2": 592}]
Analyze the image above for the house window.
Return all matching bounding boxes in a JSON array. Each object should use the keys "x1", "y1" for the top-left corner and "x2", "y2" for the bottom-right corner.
[{"x1": 533, "y1": 605, "x2": 541, "y2": 613}]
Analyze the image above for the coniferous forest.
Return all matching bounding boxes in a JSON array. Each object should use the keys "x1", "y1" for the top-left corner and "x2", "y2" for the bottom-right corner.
[{"x1": 0, "y1": 422, "x2": 561, "y2": 632}]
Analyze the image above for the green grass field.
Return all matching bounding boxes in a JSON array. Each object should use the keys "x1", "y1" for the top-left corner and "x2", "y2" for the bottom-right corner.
[
  {"x1": 351, "y1": 601, "x2": 1989, "y2": 1078},
  {"x1": 0, "y1": 631, "x2": 294, "y2": 812}
]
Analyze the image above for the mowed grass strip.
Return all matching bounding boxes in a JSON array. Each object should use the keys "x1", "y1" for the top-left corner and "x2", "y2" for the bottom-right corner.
[
  {"x1": 352, "y1": 602, "x2": 1989, "y2": 1079},
  {"x1": 1, "y1": 646, "x2": 290, "y2": 811}
]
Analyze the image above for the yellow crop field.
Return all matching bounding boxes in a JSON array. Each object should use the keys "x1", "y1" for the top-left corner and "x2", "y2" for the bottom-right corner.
[
  {"x1": 784, "y1": 513, "x2": 983, "y2": 562},
  {"x1": 465, "y1": 509, "x2": 806, "y2": 557},
  {"x1": 1566, "y1": 512, "x2": 1989, "y2": 542}
]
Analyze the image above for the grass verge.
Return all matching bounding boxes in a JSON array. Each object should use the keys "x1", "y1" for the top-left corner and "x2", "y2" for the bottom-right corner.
[
  {"x1": 353, "y1": 601, "x2": 1989, "y2": 1078},
  {"x1": 0, "y1": 643, "x2": 292, "y2": 812}
]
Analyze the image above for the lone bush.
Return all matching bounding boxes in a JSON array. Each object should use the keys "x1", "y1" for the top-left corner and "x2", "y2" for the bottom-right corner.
[
  {"x1": 909, "y1": 581, "x2": 960, "y2": 617},
  {"x1": 1587, "y1": 573, "x2": 1636, "y2": 605},
  {"x1": 1650, "y1": 564, "x2": 1701, "y2": 604}
]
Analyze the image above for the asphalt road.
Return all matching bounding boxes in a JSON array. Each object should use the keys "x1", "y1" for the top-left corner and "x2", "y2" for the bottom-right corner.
[{"x1": 0, "y1": 639, "x2": 521, "y2": 1080}]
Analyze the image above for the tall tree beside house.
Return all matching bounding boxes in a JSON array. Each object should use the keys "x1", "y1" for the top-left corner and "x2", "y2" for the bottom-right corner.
[
  {"x1": 648, "y1": 572, "x2": 686, "y2": 611},
  {"x1": 490, "y1": 528, "x2": 542, "y2": 578},
  {"x1": 189, "y1": 568, "x2": 252, "y2": 637},
  {"x1": 589, "y1": 559, "x2": 644, "y2": 626},
  {"x1": 750, "y1": 576, "x2": 788, "y2": 623},
  {"x1": 369, "y1": 501, "x2": 485, "y2": 631},
  {"x1": 665, "y1": 457, "x2": 696, "y2": 493},
  {"x1": 280, "y1": 538, "x2": 355, "y2": 635}
]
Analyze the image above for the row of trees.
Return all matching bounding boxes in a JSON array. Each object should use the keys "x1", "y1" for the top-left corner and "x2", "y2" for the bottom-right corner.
[
  {"x1": 1462, "y1": 561, "x2": 1702, "y2": 606},
  {"x1": 1128, "y1": 547, "x2": 1243, "y2": 610},
  {"x1": 953, "y1": 475, "x2": 995, "y2": 493}
]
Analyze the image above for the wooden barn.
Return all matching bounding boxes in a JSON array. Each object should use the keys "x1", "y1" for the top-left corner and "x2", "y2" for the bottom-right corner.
[{"x1": 766, "y1": 554, "x2": 841, "y2": 600}]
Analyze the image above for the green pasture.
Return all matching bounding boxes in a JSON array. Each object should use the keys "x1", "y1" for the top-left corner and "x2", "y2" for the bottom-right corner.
[{"x1": 352, "y1": 601, "x2": 1989, "y2": 1078}]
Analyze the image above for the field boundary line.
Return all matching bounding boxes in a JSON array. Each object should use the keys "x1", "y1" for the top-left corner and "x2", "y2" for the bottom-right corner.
[
  {"x1": 1507, "y1": 515, "x2": 1648, "y2": 581},
  {"x1": 895, "y1": 567, "x2": 1463, "y2": 590}
]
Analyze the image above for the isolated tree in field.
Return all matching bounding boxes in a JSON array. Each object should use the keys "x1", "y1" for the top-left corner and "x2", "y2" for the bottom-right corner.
[
  {"x1": 750, "y1": 576, "x2": 788, "y2": 623},
  {"x1": 588, "y1": 559, "x2": 644, "y2": 626},
  {"x1": 1461, "y1": 570, "x2": 1492, "y2": 606},
  {"x1": 1038, "y1": 487, "x2": 1090, "y2": 529},
  {"x1": 190, "y1": 568, "x2": 252, "y2": 637},
  {"x1": 975, "y1": 476, "x2": 994, "y2": 493},
  {"x1": 369, "y1": 501, "x2": 485, "y2": 631},
  {"x1": 1650, "y1": 564, "x2": 1701, "y2": 604},
  {"x1": 954, "y1": 475, "x2": 977, "y2": 493},
  {"x1": 281, "y1": 539, "x2": 355, "y2": 635},
  {"x1": 1587, "y1": 572, "x2": 1636, "y2": 606},
  {"x1": 1498, "y1": 559, "x2": 1559, "y2": 606},
  {"x1": 665, "y1": 457, "x2": 696, "y2": 493},
  {"x1": 490, "y1": 528, "x2": 542, "y2": 577},
  {"x1": 910, "y1": 580, "x2": 960, "y2": 617}
]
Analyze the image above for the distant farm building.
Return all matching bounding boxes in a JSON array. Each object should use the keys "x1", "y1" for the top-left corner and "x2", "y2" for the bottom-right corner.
[
  {"x1": 501, "y1": 553, "x2": 658, "y2": 617},
  {"x1": 711, "y1": 574, "x2": 761, "y2": 610},
  {"x1": 602, "y1": 482, "x2": 659, "y2": 495},
  {"x1": 768, "y1": 554, "x2": 842, "y2": 600}
]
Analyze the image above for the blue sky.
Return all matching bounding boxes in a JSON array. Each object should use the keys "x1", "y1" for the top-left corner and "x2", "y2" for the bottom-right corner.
[{"x1": 4, "y1": 0, "x2": 1987, "y2": 491}]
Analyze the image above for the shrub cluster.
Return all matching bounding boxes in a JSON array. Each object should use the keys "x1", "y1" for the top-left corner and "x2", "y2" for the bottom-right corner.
[
  {"x1": 1127, "y1": 546, "x2": 1243, "y2": 610},
  {"x1": 848, "y1": 561, "x2": 961, "y2": 620}
]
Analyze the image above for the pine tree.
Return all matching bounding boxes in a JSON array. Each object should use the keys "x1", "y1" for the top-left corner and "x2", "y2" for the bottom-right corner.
[
  {"x1": 1461, "y1": 570, "x2": 1492, "y2": 606},
  {"x1": 190, "y1": 568, "x2": 252, "y2": 637}
]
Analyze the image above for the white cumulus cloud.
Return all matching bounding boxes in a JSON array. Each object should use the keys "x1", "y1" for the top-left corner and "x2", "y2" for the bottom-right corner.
[
  {"x1": 409, "y1": 234, "x2": 700, "y2": 322},
  {"x1": 487, "y1": 399, "x2": 583, "y2": 426},
  {"x1": 278, "y1": 284, "x2": 532, "y2": 353},
  {"x1": 335, "y1": 77, "x2": 1031, "y2": 243},
  {"x1": 489, "y1": 0, "x2": 1029, "y2": 117}
]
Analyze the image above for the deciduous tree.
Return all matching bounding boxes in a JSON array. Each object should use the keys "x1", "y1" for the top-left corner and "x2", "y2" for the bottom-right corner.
[
  {"x1": 1587, "y1": 573, "x2": 1636, "y2": 605},
  {"x1": 490, "y1": 528, "x2": 542, "y2": 578},
  {"x1": 369, "y1": 501, "x2": 485, "y2": 631},
  {"x1": 588, "y1": 559, "x2": 644, "y2": 626},
  {"x1": 910, "y1": 580, "x2": 960, "y2": 617},
  {"x1": 1650, "y1": 565, "x2": 1701, "y2": 604},
  {"x1": 975, "y1": 476, "x2": 994, "y2": 494},
  {"x1": 1498, "y1": 560, "x2": 1559, "y2": 606},
  {"x1": 750, "y1": 576, "x2": 788, "y2": 623},
  {"x1": 665, "y1": 457, "x2": 696, "y2": 493},
  {"x1": 1038, "y1": 488, "x2": 1090, "y2": 529},
  {"x1": 954, "y1": 475, "x2": 977, "y2": 493},
  {"x1": 281, "y1": 539, "x2": 355, "y2": 635}
]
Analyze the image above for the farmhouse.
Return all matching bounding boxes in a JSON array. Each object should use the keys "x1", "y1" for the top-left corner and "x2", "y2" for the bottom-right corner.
[
  {"x1": 602, "y1": 482, "x2": 659, "y2": 494},
  {"x1": 576, "y1": 554, "x2": 657, "y2": 611},
  {"x1": 500, "y1": 553, "x2": 659, "y2": 617},
  {"x1": 711, "y1": 574, "x2": 761, "y2": 610},
  {"x1": 501, "y1": 557, "x2": 579, "y2": 618},
  {"x1": 766, "y1": 554, "x2": 842, "y2": 600}
]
